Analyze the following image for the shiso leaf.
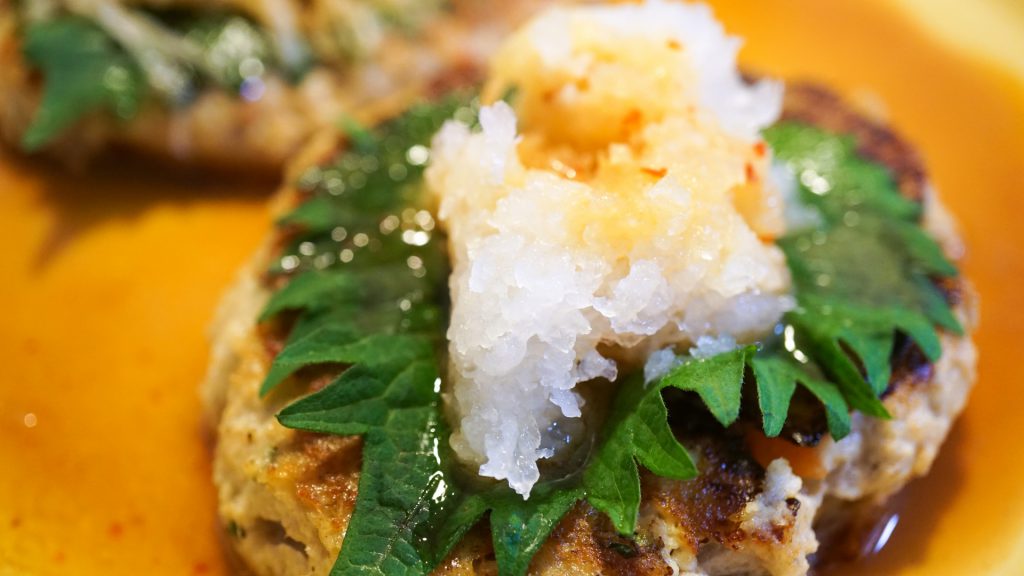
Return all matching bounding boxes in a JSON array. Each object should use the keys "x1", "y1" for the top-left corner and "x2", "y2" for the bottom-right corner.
[
  {"x1": 766, "y1": 122, "x2": 960, "y2": 408},
  {"x1": 761, "y1": 122, "x2": 922, "y2": 222},
  {"x1": 751, "y1": 358, "x2": 798, "y2": 437},
  {"x1": 421, "y1": 479, "x2": 585, "y2": 576},
  {"x1": 584, "y1": 368, "x2": 710, "y2": 535},
  {"x1": 278, "y1": 358, "x2": 445, "y2": 576},
  {"x1": 488, "y1": 483, "x2": 585, "y2": 576},
  {"x1": 21, "y1": 18, "x2": 145, "y2": 150},
  {"x1": 259, "y1": 270, "x2": 363, "y2": 321},
  {"x1": 182, "y1": 15, "x2": 277, "y2": 92},
  {"x1": 263, "y1": 96, "x2": 475, "y2": 575},
  {"x1": 749, "y1": 356, "x2": 851, "y2": 440},
  {"x1": 659, "y1": 347, "x2": 750, "y2": 428},
  {"x1": 19, "y1": 11, "x2": 301, "y2": 149},
  {"x1": 262, "y1": 328, "x2": 435, "y2": 395}
]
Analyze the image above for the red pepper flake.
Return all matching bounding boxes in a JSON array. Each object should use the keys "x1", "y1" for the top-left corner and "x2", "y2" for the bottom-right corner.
[
  {"x1": 53, "y1": 552, "x2": 66, "y2": 564},
  {"x1": 108, "y1": 522, "x2": 124, "y2": 539},
  {"x1": 745, "y1": 163, "x2": 757, "y2": 183},
  {"x1": 642, "y1": 167, "x2": 667, "y2": 179},
  {"x1": 542, "y1": 89, "x2": 556, "y2": 103},
  {"x1": 621, "y1": 109, "x2": 643, "y2": 131},
  {"x1": 667, "y1": 39, "x2": 682, "y2": 51},
  {"x1": 193, "y1": 562, "x2": 211, "y2": 574},
  {"x1": 10, "y1": 517, "x2": 21, "y2": 529},
  {"x1": 753, "y1": 141, "x2": 766, "y2": 157}
]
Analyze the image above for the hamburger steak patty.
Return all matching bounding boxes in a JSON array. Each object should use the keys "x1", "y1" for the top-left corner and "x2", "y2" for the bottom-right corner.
[
  {"x1": 201, "y1": 83, "x2": 977, "y2": 576},
  {"x1": 0, "y1": 1, "x2": 548, "y2": 171}
]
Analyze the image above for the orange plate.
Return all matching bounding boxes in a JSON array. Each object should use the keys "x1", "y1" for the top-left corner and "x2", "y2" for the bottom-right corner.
[{"x1": 1, "y1": 1, "x2": 1023, "y2": 574}]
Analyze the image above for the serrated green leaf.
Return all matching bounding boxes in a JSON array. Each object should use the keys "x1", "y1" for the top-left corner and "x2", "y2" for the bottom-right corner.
[
  {"x1": 423, "y1": 478, "x2": 584, "y2": 576},
  {"x1": 419, "y1": 492, "x2": 490, "y2": 568},
  {"x1": 275, "y1": 194, "x2": 351, "y2": 232},
  {"x1": 262, "y1": 324, "x2": 435, "y2": 395},
  {"x1": 428, "y1": 370, "x2": 701, "y2": 572},
  {"x1": 260, "y1": 264, "x2": 443, "y2": 322},
  {"x1": 21, "y1": 18, "x2": 145, "y2": 150},
  {"x1": 489, "y1": 484, "x2": 583, "y2": 576},
  {"x1": 266, "y1": 95, "x2": 495, "y2": 576},
  {"x1": 890, "y1": 219, "x2": 959, "y2": 278},
  {"x1": 751, "y1": 358, "x2": 797, "y2": 437},
  {"x1": 584, "y1": 373, "x2": 698, "y2": 535},
  {"x1": 259, "y1": 270, "x2": 362, "y2": 321},
  {"x1": 764, "y1": 122, "x2": 922, "y2": 222},
  {"x1": 797, "y1": 374, "x2": 852, "y2": 440},
  {"x1": 749, "y1": 356, "x2": 851, "y2": 440},
  {"x1": 279, "y1": 359, "x2": 443, "y2": 576},
  {"x1": 277, "y1": 358, "x2": 437, "y2": 432},
  {"x1": 787, "y1": 308, "x2": 890, "y2": 417},
  {"x1": 659, "y1": 347, "x2": 751, "y2": 427},
  {"x1": 183, "y1": 15, "x2": 275, "y2": 92},
  {"x1": 914, "y1": 276, "x2": 964, "y2": 335},
  {"x1": 767, "y1": 122, "x2": 960, "y2": 416}
]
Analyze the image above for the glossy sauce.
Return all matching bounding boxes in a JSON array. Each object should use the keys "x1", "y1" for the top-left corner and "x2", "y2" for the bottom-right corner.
[{"x1": 1, "y1": 1, "x2": 1023, "y2": 574}]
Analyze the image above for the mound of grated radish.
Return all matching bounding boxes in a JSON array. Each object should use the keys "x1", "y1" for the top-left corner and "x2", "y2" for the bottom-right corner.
[{"x1": 426, "y1": 0, "x2": 794, "y2": 497}]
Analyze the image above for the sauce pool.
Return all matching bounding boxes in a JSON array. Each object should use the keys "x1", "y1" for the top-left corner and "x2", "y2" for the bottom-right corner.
[{"x1": 1, "y1": 1, "x2": 1024, "y2": 574}]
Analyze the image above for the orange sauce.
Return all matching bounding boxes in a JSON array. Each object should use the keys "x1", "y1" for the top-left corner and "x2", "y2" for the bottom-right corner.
[
  {"x1": 1, "y1": 1, "x2": 1023, "y2": 574},
  {"x1": 0, "y1": 156, "x2": 271, "y2": 575}
]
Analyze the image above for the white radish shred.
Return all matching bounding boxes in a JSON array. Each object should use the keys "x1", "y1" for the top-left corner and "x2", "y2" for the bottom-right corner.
[{"x1": 426, "y1": 0, "x2": 794, "y2": 497}]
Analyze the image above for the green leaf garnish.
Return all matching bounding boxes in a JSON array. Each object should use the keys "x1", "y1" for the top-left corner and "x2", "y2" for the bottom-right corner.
[
  {"x1": 183, "y1": 15, "x2": 276, "y2": 92},
  {"x1": 762, "y1": 122, "x2": 922, "y2": 221},
  {"x1": 258, "y1": 104, "x2": 962, "y2": 575},
  {"x1": 424, "y1": 479, "x2": 585, "y2": 576},
  {"x1": 659, "y1": 348, "x2": 749, "y2": 427},
  {"x1": 750, "y1": 356, "x2": 851, "y2": 439},
  {"x1": 764, "y1": 122, "x2": 960, "y2": 408},
  {"x1": 277, "y1": 357, "x2": 444, "y2": 576},
  {"x1": 21, "y1": 18, "x2": 145, "y2": 150},
  {"x1": 585, "y1": 356, "x2": 740, "y2": 534},
  {"x1": 260, "y1": 95, "x2": 479, "y2": 575},
  {"x1": 19, "y1": 9, "x2": 301, "y2": 148}
]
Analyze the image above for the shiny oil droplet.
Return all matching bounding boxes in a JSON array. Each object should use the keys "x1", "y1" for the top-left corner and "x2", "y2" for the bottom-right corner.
[
  {"x1": 406, "y1": 145, "x2": 430, "y2": 166},
  {"x1": 23, "y1": 413, "x2": 37, "y2": 428},
  {"x1": 380, "y1": 215, "x2": 401, "y2": 234},
  {"x1": 866, "y1": 513, "x2": 900, "y2": 556},
  {"x1": 280, "y1": 255, "x2": 300, "y2": 271}
]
